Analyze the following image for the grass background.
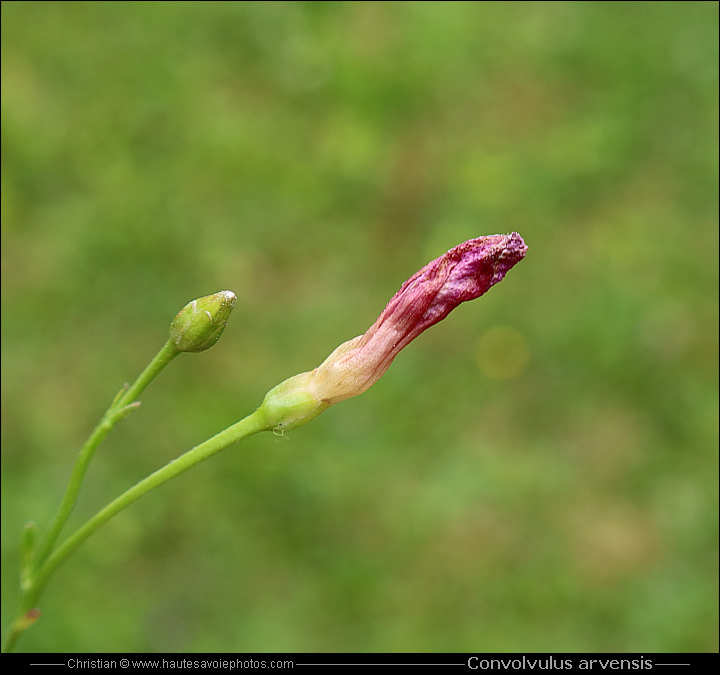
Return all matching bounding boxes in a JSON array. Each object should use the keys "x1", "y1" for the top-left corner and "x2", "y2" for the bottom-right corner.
[{"x1": 1, "y1": 0, "x2": 718, "y2": 653}]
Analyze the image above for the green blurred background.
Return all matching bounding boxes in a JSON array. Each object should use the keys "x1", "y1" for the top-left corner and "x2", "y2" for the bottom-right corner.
[{"x1": 2, "y1": 0, "x2": 717, "y2": 653}]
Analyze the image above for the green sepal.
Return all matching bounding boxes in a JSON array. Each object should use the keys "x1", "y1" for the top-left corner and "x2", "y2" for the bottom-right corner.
[{"x1": 259, "y1": 372, "x2": 331, "y2": 433}]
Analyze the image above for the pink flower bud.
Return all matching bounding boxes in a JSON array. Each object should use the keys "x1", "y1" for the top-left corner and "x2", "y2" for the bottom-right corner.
[
  {"x1": 310, "y1": 232, "x2": 528, "y2": 404},
  {"x1": 261, "y1": 233, "x2": 527, "y2": 430}
]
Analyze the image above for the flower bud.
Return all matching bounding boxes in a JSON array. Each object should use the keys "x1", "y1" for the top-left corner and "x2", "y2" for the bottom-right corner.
[
  {"x1": 259, "y1": 233, "x2": 527, "y2": 431},
  {"x1": 170, "y1": 291, "x2": 237, "y2": 353},
  {"x1": 310, "y1": 232, "x2": 528, "y2": 404}
]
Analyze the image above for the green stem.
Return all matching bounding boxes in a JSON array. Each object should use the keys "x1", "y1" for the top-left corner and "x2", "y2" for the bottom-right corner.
[
  {"x1": 2, "y1": 408, "x2": 270, "y2": 653},
  {"x1": 114, "y1": 339, "x2": 181, "y2": 410},
  {"x1": 31, "y1": 340, "x2": 181, "y2": 572}
]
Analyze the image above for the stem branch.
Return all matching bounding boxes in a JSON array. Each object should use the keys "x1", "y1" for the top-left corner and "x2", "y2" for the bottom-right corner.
[
  {"x1": 2, "y1": 408, "x2": 269, "y2": 653},
  {"x1": 32, "y1": 340, "x2": 180, "y2": 571}
]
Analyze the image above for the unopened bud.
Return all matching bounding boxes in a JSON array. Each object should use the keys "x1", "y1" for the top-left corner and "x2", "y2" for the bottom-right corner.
[
  {"x1": 170, "y1": 291, "x2": 237, "y2": 353},
  {"x1": 257, "y1": 233, "x2": 527, "y2": 432}
]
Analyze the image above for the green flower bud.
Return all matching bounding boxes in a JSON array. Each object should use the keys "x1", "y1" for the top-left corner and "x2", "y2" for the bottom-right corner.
[{"x1": 170, "y1": 291, "x2": 237, "y2": 353}]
